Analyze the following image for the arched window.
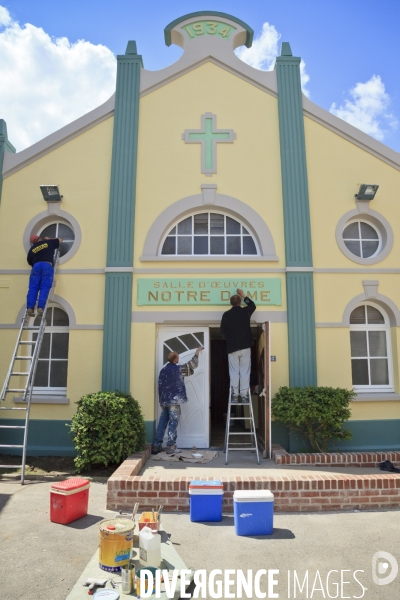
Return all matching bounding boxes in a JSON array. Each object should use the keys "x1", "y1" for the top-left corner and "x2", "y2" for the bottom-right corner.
[
  {"x1": 32, "y1": 305, "x2": 69, "y2": 394},
  {"x1": 161, "y1": 212, "x2": 258, "y2": 256},
  {"x1": 350, "y1": 303, "x2": 393, "y2": 391}
]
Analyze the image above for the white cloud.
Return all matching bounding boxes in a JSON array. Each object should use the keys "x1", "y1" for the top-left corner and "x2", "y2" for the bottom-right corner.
[
  {"x1": 330, "y1": 75, "x2": 398, "y2": 141},
  {"x1": 0, "y1": 6, "x2": 11, "y2": 26},
  {"x1": 235, "y1": 22, "x2": 310, "y2": 97},
  {"x1": 0, "y1": 6, "x2": 116, "y2": 151},
  {"x1": 236, "y1": 22, "x2": 280, "y2": 71}
]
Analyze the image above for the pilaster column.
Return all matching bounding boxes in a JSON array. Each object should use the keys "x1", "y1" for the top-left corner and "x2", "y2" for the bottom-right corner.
[
  {"x1": 102, "y1": 42, "x2": 142, "y2": 392},
  {"x1": 275, "y1": 43, "x2": 317, "y2": 386}
]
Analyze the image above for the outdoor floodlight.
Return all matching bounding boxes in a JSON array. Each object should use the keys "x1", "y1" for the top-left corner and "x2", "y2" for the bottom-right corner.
[
  {"x1": 355, "y1": 184, "x2": 379, "y2": 200},
  {"x1": 40, "y1": 185, "x2": 63, "y2": 201}
]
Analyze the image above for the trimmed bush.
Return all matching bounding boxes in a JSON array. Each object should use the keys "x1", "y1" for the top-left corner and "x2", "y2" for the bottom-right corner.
[
  {"x1": 69, "y1": 391, "x2": 146, "y2": 472},
  {"x1": 272, "y1": 386, "x2": 355, "y2": 452}
]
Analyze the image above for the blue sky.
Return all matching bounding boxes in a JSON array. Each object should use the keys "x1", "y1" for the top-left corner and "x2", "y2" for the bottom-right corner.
[{"x1": 2, "y1": 0, "x2": 400, "y2": 152}]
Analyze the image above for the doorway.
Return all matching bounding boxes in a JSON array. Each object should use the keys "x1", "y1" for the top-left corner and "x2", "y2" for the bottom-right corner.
[
  {"x1": 156, "y1": 324, "x2": 271, "y2": 455},
  {"x1": 209, "y1": 327, "x2": 260, "y2": 448}
]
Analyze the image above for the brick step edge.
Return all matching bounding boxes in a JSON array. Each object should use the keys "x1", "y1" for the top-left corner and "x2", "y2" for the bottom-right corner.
[
  {"x1": 272, "y1": 445, "x2": 400, "y2": 467},
  {"x1": 107, "y1": 472, "x2": 400, "y2": 513}
]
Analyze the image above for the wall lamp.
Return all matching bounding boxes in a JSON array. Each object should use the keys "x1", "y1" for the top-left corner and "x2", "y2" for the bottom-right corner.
[
  {"x1": 40, "y1": 185, "x2": 63, "y2": 201},
  {"x1": 355, "y1": 184, "x2": 379, "y2": 200}
]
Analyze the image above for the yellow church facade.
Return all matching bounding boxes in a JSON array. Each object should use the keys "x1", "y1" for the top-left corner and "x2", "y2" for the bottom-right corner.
[{"x1": 0, "y1": 11, "x2": 399, "y2": 456}]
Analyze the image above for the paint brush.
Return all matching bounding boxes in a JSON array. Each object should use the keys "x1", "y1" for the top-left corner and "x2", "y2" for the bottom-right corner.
[
  {"x1": 152, "y1": 508, "x2": 155, "y2": 523},
  {"x1": 157, "y1": 505, "x2": 164, "y2": 521},
  {"x1": 132, "y1": 502, "x2": 139, "y2": 521}
]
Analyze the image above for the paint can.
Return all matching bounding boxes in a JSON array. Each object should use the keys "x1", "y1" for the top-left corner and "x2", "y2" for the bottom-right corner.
[
  {"x1": 121, "y1": 562, "x2": 135, "y2": 594},
  {"x1": 98, "y1": 518, "x2": 135, "y2": 572}
]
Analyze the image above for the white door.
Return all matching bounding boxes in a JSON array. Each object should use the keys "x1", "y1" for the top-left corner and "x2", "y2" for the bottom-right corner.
[{"x1": 157, "y1": 327, "x2": 209, "y2": 448}]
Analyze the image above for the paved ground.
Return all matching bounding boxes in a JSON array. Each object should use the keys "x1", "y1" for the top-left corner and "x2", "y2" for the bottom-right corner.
[
  {"x1": 0, "y1": 479, "x2": 114, "y2": 600},
  {"x1": 1, "y1": 477, "x2": 399, "y2": 600},
  {"x1": 142, "y1": 451, "x2": 381, "y2": 476}
]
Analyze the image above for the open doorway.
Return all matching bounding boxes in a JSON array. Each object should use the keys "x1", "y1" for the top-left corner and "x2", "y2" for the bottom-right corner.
[{"x1": 209, "y1": 326, "x2": 260, "y2": 448}]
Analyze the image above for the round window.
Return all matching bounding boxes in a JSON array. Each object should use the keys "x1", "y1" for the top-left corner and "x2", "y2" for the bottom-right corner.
[
  {"x1": 39, "y1": 222, "x2": 75, "y2": 258},
  {"x1": 342, "y1": 221, "x2": 380, "y2": 259}
]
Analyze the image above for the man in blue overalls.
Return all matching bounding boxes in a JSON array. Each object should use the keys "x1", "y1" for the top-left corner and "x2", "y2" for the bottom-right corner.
[
  {"x1": 26, "y1": 234, "x2": 62, "y2": 317},
  {"x1": 152, "y1": 346, "x2": 203, "y2": 455}
]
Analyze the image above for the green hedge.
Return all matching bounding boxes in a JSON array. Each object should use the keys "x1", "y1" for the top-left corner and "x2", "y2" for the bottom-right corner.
[
  {"x1": 68, "y1": 391, "x2": 146, "y2": 472},
  {"x1": 272, "y1": 386, "x2": 355, "y2": 452}
]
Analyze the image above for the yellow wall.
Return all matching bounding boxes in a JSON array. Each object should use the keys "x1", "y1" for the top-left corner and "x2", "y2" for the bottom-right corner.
[
  {"x1": 130, "y1": 323, "x2": 157, "y2": 421},
  {"x1": 306, "y1": 117, "x2": 400, "y2": 420},
  {"x1": 305, "y1": 116, "x2": 400, "y2": 269},
  {"x1": 2, "y1": 54, "x2": 400, "y2": 433},
  {"x1": 135, "y1": 62, "x2": 285, "y2": 271},
  {"x1": 0, "y1": 118, "x2": 113, "y2": 419}
]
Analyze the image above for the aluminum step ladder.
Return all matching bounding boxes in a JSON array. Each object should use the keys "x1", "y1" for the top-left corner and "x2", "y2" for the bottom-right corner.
[
  {"x1": 0, "y1": 252, "x2": 59, "y2": 484},
  {"x1": 224, "y1": 388, "x2": 260, "y2": 465}
]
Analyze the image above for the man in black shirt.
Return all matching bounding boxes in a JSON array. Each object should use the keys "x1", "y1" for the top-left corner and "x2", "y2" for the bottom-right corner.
[
  {"x1": 26, "y1": 234, "x2": 62, "y2": 317},
  {"x1": 220, "y1": 288, "x2": 256, "y2": 403}
]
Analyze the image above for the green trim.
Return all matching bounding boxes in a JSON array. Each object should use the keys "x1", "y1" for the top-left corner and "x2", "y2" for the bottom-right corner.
[
  {"x1": 273, "y1": 420, "x2": 400, "y2": 453},
  {"x1": 106, "y1": 41, "x2": 142, "y2": 267},
  {"x1": 102, "y1": 272, "x2": 133, "y2": 392},
  {"x1": 286, "y1": 272, "x2": 317, "y2": 386},
  {"x1": 102, "y1": 41, "x2": 142, "y2": 392},
  {"x1": 275, "y1": 44, "x2": 317, "y2": 387},
  {"x1": 0, "y1": 119, "x2": 15, "y2": 202},
  {"x1": 145, "y1": 420, "x2": 156, "y2": 444},
  {"x1": 275, "y1": 43, "x2": 312, "y2": 267},
  {"x1": 164, "y1": 12, "x2": 253, "y2": 48},
  {"x1": 0, "y1": 419, "x2": 76, "y2": 457},
  {"x1": 0, "y1": 418, "x2": 157, "y2": 455}
]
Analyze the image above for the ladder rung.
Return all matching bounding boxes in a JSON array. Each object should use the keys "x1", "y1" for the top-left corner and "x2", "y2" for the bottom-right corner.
[
  {"x1": 0, "y1": 464, "x2": 22, "y2": 469},
  {"x1": 5, "y1": 389, "x2": 27, "y2": 393},
  {"x1": 228, "y1": 432, "x2": 255, "y2": 436},
  {"x1": 0, "y1": 407, "x2": 27, "y2": 411},
  {"x1": 0, "y1": 444, "x2": 24, "y2": 448},
  {"x1": 22, "y1": 326, "x2": 40, "y2": 330},
  {"x1": 19, "y1": 341, "x2": 36, "y2": 345},
  {"x1": 226, "y1": 447, "x2": 258, "y2": 450},
  {"x1": 10, "y1": 373, "x2": 30, "y2": 376},
  {"x1": 15, "y1": 356, "x2": 32, "y2": 360},
  {"x1": 228, "y1": 417, "x2": 253, "y2": 420},
  {"x1": 0, "y1": 425, "x2": 25, "y2": 429}
]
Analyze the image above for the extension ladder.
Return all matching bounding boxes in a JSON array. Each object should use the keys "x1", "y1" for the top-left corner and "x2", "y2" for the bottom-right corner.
[
  {"x1": 224, "y1": 388, "x2": 260, "y2": 465},
  {"x1": 0, "y1": 253, "x2": 59, "y2": 484}
]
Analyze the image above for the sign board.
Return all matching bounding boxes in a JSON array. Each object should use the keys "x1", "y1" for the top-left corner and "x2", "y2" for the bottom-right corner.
[{"x1": 137, "y1": 278, "x2": 282, "y2": 306}]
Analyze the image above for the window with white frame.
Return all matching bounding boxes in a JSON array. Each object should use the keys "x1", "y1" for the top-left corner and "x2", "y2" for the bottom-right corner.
[
  {"x1": 39, "y1": 222, "x2": 75, "y2": 258},
  {"x1": 350, "y1": 303, "x2": 393, "y2": 391},
  {"x1": 161, "y1": 212, "x2": 258, "y2": 256},
  {"x1": 342, "y1": 220, "x2": 381, "y2": 259},
  {"x1": 32, "y1": 306, "x2": 69, "y2": 394}
]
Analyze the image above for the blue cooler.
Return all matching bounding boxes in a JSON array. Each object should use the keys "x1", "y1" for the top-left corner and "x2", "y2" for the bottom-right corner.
[
  {"x1": 233, "y1": 490, "x2": 274, "y2": 536},
  {"x1": 189, "y1": 480, "x2": 223, "y2": 522}
]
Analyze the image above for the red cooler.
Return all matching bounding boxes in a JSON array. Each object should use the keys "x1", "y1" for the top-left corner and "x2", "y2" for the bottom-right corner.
[{"x1": 50, "y1": 478, "x2": 90, "y2": 524}]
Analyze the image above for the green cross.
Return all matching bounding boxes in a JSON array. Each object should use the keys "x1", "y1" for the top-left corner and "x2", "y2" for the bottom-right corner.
[{"x1": 182, "y1": 112, "x2": 236, "y2": 175}]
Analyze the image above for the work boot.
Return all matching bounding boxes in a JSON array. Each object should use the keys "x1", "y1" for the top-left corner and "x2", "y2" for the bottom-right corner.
[
  {"x1": 27, "y1": 308, "x2": 35, "y2": 317},
  {"x1": 37, "y1": 308, "x2": 44, "y2": 317},
  {"x1": 151, "y1": 444, "x2": 164, "y2": 455},
  {"x1": 166, "y1": 445, "x2": 182, "y2": 455},
  {"x1": 231, "y1": 394, "x2": 239, "y2": 404}
]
